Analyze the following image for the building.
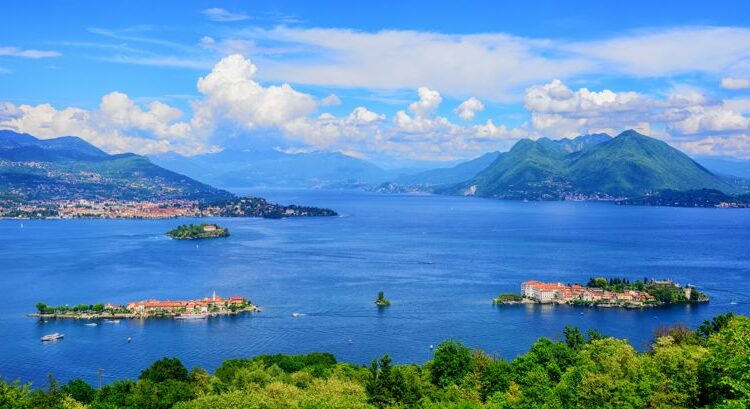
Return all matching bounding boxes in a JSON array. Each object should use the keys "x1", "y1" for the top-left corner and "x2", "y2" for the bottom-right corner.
[
  {"x1": 125, "y1": 292, "x2": 250, "y2": 315},
  {"x1": 520, "y1": 280, "x2": 656, "y2": 305}
]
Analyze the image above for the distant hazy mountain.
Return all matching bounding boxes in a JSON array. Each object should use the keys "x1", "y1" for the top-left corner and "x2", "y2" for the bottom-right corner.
[
  {"x1": 695, "y1": 156, "x2": 750, "y2": 179},
  {"x1": 443, "y1": 130, "x2": 734, "y2": 200},
  {"x1": 0, "y1": 130, "x2": 232, "y2": 202},
  {"x1": 394, "y1": 151, "x2": 501, "y2": 186},
  {"x1": 150, "y1": 149, "x2": 398, "y2": 188}
]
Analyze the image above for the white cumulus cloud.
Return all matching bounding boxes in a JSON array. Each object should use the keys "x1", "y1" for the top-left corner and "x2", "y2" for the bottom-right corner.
[
  {"x1": 721, "y1": 77, "x2": 750, "y2": 90},
  {"x1": 455, "y1": 97, "x2": 485, "y2": 121}
]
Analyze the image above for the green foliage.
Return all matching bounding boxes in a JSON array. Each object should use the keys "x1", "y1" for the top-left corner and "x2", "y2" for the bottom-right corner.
[
  {"x1": 431, "y1": 340, "x2": 474, "y2": 387},
  {"x1": 493, "y1": 293, "x2": 523, "y2": 303},
  {"x1": 166, "y1": 224, "x2": 229, "y2": 240},
  {"x1": 1, "y1": 314, "x2": 749, "y2": 408},
  {"x1": 139, "y1": 357, "x2": 190, "y2": 383},
  {"x1": 375, "y1": 291, "x2": 391, "y2": 306},
  {"x1": 697, "y1": 312, "x2": 734, "y2": 338},
  {"x1": 62, "y1": 379, "x2": 95, "y2": 404}
]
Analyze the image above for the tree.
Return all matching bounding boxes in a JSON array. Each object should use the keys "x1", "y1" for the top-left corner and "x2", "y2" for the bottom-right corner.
[
  {"x1": 700, "y1": 315, "x2": 750, "y2": 407},
  {"x1": 62, "y1": 379, "x2": 95, "y2": 404},
  {"x1": 431, "y1": 340, "x2": 473, "y2": 387},
  {"x1": 366, "y1": 356, "x2": 424, "y2": 407},
  {"x1": 35, "y1": 303, "x2": 49, "y2": 314},
  {"x1": 696, "y1": 312, "x2": 734, "y2": 338},
  {"x1": 139, "y1": 357, "x2": 189, "y2": 383},
  {"x1": 563, "y1": 325, "x2": 586, "y2": 351}
]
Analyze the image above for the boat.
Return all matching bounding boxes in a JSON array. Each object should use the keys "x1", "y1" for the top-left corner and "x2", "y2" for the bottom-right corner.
[
  {"x1": 84, "y1": 322, "x2": 98, "y2": 327},
  {"x1": 41, "y1": 333, "x2": 64, "y2": 342},
  {"x1": 174, "y1": 313, "x2": 207, "y2": 320},
  {"x1": 104, "y1": 319, "x2": 120, "y2": 324},
  {"x1": 291, "y1": 312, "x2": 304, "y2": 318}
]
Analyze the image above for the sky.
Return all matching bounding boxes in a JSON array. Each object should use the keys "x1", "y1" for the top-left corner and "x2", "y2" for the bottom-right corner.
[{"x1": 1, "y1": 0, "x2": 750, "y2": 165}]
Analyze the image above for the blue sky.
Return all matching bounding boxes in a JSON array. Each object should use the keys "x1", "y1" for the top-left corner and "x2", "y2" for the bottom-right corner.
[{"x1": 1, "y1": 1, "x2": 750, "y2": 165}]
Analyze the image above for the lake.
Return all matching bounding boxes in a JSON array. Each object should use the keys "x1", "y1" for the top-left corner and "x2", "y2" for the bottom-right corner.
[{"x1": 1, "y1": 189, "x2": 749, "y2": 387}]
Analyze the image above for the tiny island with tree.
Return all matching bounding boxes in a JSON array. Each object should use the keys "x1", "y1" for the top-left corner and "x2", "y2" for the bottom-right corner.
[
  {"x1": 494, "y1": 277, "x2": 709, "y2": 308},
  {"x1": 166, "y1": 223, "x2": 229, "y2": 240},
  {"x1": 375, "y1": 291, "x2": 391, "y2": 307}
]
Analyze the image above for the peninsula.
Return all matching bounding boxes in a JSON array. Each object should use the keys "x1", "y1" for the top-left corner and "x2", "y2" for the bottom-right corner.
[
  {"x1": 494, "y1": 277, "x2": 708, "y2": 308},
  {"x1": 167, "y1": 223, "x2": 229, "y2": 240},
  {"x1": 29, "y1": 292, "x2": 259, "y2": 320}
]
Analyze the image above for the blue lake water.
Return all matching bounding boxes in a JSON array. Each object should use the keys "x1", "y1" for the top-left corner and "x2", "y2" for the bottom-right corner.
[{"x1": 1, "y1": 189, "x2": 749, "y2": 387}]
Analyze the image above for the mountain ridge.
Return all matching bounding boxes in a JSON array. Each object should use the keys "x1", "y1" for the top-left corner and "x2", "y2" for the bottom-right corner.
[
  {"x1": 0, "y1": 130, "x2": 233, "y2": 202},
  {"x1": 442, "y1": 130, "x2": 735, "y2": 200}
]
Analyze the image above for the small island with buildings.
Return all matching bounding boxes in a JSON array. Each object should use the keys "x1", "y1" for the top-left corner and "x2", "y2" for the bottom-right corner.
[
  {"x1": 494, "y1": 277, "x2": 708, "y2": 308},
  {"x1": 30, "y1": 292, "x2": 258, "y2": 320},
  {"x1": 167, "y1": 223, "x2": 229, "y2": 240}
]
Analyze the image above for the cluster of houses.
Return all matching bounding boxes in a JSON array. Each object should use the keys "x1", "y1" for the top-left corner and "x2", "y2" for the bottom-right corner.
[
  {"x1": 521, "y1": 280, "x2": 657, "y2": 305},
  {"x1": 123, "y1": 292, "x2": 251, "y2": 316}
]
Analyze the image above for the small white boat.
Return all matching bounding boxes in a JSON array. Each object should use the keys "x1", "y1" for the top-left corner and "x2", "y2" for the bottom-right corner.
[
  {"x1": 291, "y1": 312, "x2": 303, "y2": 318},
  {"x1": 41, "y1": 333, "x2": 64, "y2": 342},
  {"x1": 175, "y1": 313, "x2": 207, "y2": 320},
  {"x1": 104, "y1": 320, "x2": 120, "y2": 324},
  {"x1": 127, "y1": 337, "x2": 132, "y2": 343},
  {"x1": 84, "y1": 323, "x2": 98, "y2": 327}
]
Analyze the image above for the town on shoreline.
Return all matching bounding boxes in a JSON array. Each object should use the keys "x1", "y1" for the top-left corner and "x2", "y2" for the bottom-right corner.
[
  {"x1": 29, "y1": 292, "x2": 260, "y2": 320},
  {"x1": 0, "y1": 196, "x2": 338, "y2": 220},
  {"x1": 494, "y1": 277, "x2": 709, "y2": 308}
]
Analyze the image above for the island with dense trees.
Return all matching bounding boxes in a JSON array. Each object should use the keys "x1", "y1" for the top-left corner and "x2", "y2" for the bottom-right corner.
[
  {"x1": 167, "y1": 224, "x2": 229, "y2": 240},
  {"x1": 496, "y1": 277, "x2": 709, "y2": 308},
  {"x1": 3, "y1": 313, "x2": 748, "y2": 408}
]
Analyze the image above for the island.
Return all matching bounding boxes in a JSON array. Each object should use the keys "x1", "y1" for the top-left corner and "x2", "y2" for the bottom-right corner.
[
  {"x1": 494, "y1": 277, "x2": 708, "y2": 308},
  {"x1": 167, "y1": 223, "x2": 229, "y2": 240},
  {"x1": 29, "y1": 292, "x2": 259, "y2": 320},
  {"x1": 375, "y1": 291, "x2": 391, "y2": 307}
]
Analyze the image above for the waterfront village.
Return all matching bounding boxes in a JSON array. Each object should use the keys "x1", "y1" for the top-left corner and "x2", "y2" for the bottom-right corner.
[
  {"x1": 30, "y1": 292, "x2": 259, "y2": 320},
  {"x1": 494, "y1": 278, "x2": 709, "y2": 308}
]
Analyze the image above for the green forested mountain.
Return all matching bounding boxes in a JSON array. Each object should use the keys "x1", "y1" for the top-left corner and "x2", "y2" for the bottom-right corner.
[
  {"x1": 447, "y1": 130, "x2": 733, "y2": 200},
  {"x1": 0, "y1": 130, "x2": 233, "y2": 202},
  {"x1": 4, "y1": 313, "x2": 748, "y2": 409}
]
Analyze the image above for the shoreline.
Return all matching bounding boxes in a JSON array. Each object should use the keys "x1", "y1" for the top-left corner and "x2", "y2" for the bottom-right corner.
[
  {"x1": 28, "y1": 305, "x2": 261, "y2": 320},
  {"x1": 493, "y1": 298, "x2": 709, "y2": 309}
]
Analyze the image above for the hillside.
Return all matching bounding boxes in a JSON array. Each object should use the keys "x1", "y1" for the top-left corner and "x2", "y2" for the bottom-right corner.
[
  {"x1": 390, "y1": 133, "x2": 610, "y2": 190},
  {"x1": 0, "y1": 130, "x2": 233, "y2": 202},
  {"x1": 446, "y1": 130, "x2": 734, "y2": 200}
]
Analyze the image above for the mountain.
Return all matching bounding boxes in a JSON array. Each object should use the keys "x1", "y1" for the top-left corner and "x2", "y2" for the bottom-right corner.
[
  {"x1": 0, "y1": 130, "x2": 233, "y2": 202},
  {"x1": 554, "y1": 133, "x2": 612, "y2": 153},
  {"x1": 445, "y1": 130, "x2": 734, "y2": 200},
  {"x1": 394, "y1": 151, "x2": 501, "y2": 186},
  {"x1": 150, "y1": 149, "x2": 397, "y2": 188}
]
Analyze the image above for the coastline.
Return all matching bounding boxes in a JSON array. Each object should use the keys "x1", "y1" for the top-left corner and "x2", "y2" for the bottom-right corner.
[{"x1": 28, "y1": 305, "x2": 260, "y2": 320}]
